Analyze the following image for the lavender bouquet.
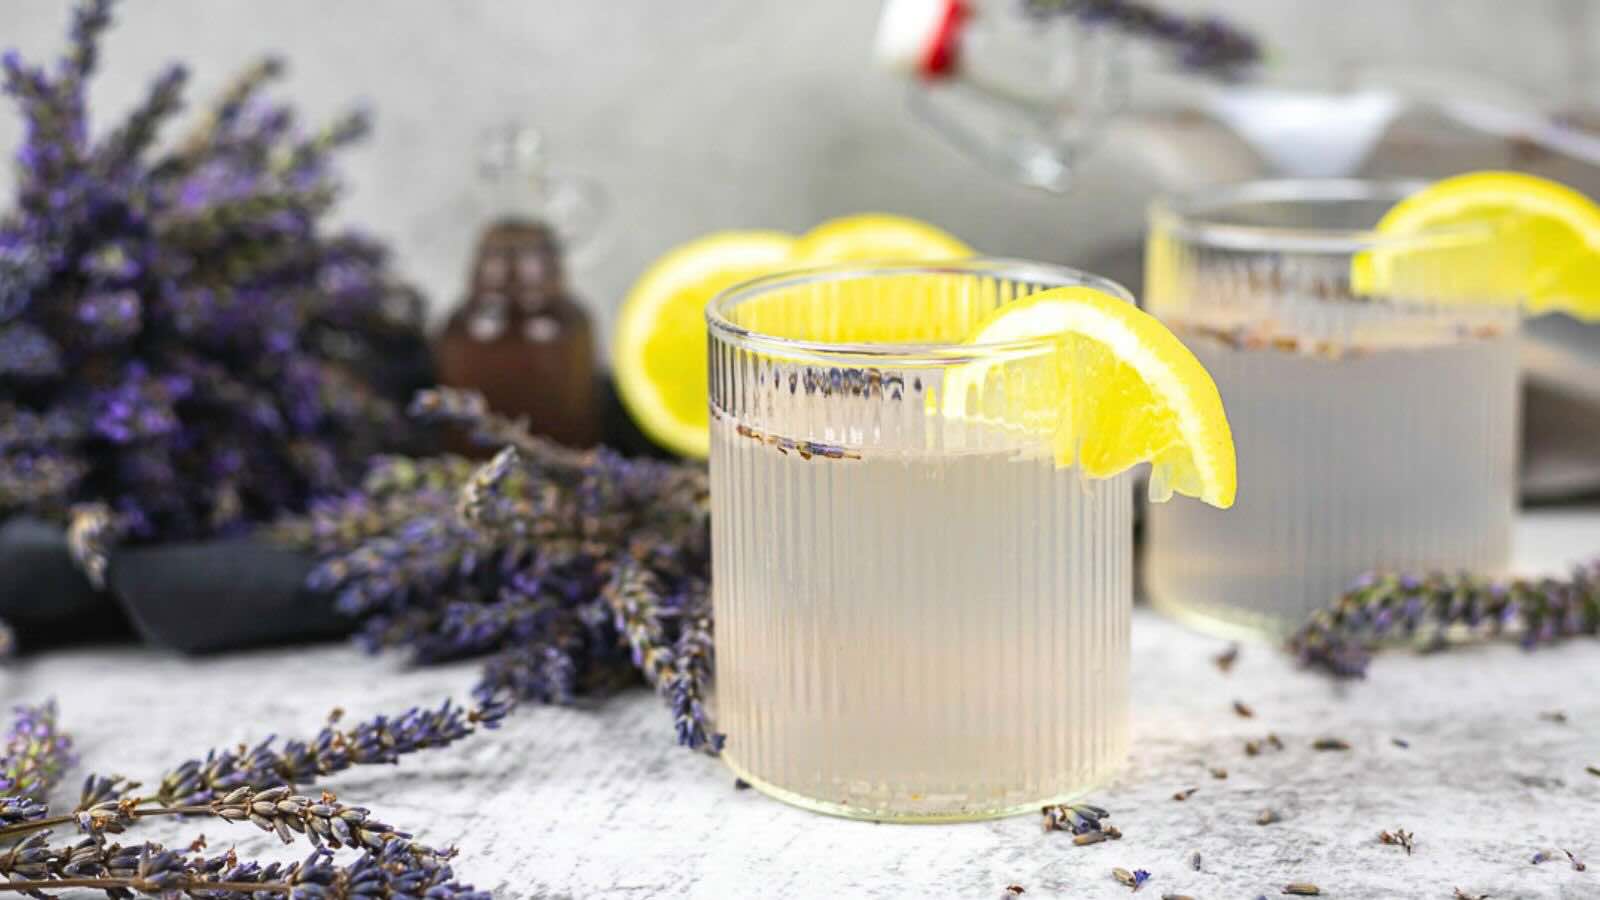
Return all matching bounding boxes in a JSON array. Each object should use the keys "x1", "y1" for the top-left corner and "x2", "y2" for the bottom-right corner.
[
  {"x1": 0, "y1": 0, "x2": 425, "y2": 562},
  {"x1": 277, "y1": 388, "x2": 721, "y2": 752}
]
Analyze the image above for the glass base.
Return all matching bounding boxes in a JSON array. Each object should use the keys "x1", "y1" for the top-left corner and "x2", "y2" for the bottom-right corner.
[
  {"x1": 721, "y1": 753, "x2": 1112, "y2": 824},
  {"x1": 1144, "y1": 589, "x2": 1294, "y2": 644}
]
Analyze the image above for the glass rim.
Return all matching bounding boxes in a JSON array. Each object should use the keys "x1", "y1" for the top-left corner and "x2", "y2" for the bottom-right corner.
[
  {"x1": 1148, "y1": 178, "x2": 1496, "y2": 254},
  {"x1": 705, "y1": 257, "x2": 1135, "y2": 364}
]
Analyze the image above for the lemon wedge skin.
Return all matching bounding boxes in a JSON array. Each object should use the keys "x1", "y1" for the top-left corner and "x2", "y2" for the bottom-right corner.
[{"x1": 947, "y1": 286, "x2": 1237, "y2": 509}]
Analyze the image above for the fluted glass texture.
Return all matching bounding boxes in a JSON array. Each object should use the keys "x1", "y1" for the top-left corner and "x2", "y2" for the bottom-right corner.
[
  {"x1": 707, "y1": 261, "x2": 1134, "y2": 821},
  {"x1": 1143, "y1": 180, "x2": 1520, "y2": 640}
]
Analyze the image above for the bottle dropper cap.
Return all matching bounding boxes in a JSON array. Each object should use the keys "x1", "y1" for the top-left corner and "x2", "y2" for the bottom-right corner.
[{"x1": 874, "y1": 0, "x2": 968, "y2": 79}]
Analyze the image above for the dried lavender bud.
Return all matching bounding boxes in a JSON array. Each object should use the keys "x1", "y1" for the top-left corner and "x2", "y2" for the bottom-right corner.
[
  {"x1": 1586, "y1": 765, "x2": 1599, "y2": 778},
  {"x1": 1112, "y1": 867, "x2": 1151, "y2": 891},
  {"x1": 1289, "y1": 565, "x2": 1600, "y2": 678},
  {"x1": 1539, "y1": 710, "x2": 1569, "y2": 724},
  {"x1": 1209, "y1": 767, "x2": 1227, "y2": 779},
  {"x1": 1378, "y1": 827, "x2": 1414, "y2": 855},
  {"x1": 1161, "y1": 895, "x2": 1195, "y2": 900},
  {"x1": 1188, "y1": 851, "x2": 1201, "y2": 871},
  {"x1": 1004, "y1": 884, "x2": 1025, "y2": 895},
  {"x1": 1392, "y1": 737, "x2": 1410, "y2": 749},
  {"x1": 1074, "y1": 831, "x2": 1110, "y2": 846},
  {"x1": 1042, "y1": 802, "x2": 1113, "y2": 835},
  {"x1": 0, "y1": 702, "x2": 74, "y2": 802},
  {"x1": 1568, "y1": 849, "x2": 1588, "y2": 872},
  {"x1": 1282, "y1": 885, "x2": 1321, "y2": 897},
  {"x1": 0, "y1": 0, "x2": 425, "y2": 563},
  {"x1": 1257, "y1": 808, "x2": 1279, "y2": 826},
  {"x1": 210, "y1": 785, "x2": 406, "y2": 851},
  {"x1": 1213, "y1": 643, "x2": 1238, "y2": 672},
  {"x1": 1312, "y1": 737, "x2": 1350, "y2": 752},
  {"x1": 1232, "y1": 700, "x2": 1254, "y2": 718},
  {"x1": 1171, "y1": 787, "x2": 1197, "y2": 801},
  {"x1": 1453, "y1": 889, "x2": 1488, "y2": 900},
  {"x1": 1532, "y1": 849, "x2": 1556, "y2": 865},
  {"x1": 1022, "y1": 0, "x2": 1261, "y2": 74}
]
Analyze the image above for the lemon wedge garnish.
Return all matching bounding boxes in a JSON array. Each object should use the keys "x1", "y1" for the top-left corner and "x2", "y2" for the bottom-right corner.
[
  {"x1": 791, "y1": 213, "x2": 973, "y2": 264},
  {"x1": 945, "y1": 287, "x2": 1236, "y2": 508},
  {"x1": 614, "y1": 231, "x2": 796, "y2": 458},
  {"x1": 1353, "y1": 171, "x2": 1600, "y2": 319}
]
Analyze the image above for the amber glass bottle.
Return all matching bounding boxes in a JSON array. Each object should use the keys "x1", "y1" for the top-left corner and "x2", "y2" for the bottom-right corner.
[{"x1": 435, "y1": 126, "x2": 602, "y2": 449}]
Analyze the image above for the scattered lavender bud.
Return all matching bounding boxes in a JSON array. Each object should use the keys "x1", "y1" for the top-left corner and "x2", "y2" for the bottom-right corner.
[
  {"x1": 1209, "y1": 767, "x2": 1228, "y2": 779},
  {"x1": 1539, "y1": 710, "x2": 1569, "y2": 724},
  {"x1": 1378, "y1": 827, "x2": 1414, "y2": 855},
  {"x1": 1233, "y1": 700, "x2": 1254, "y2": 718},
  {"x1": 1392, "y1": 737, "x2": 1410, "y2": 749},
  {"x1": 1161, "y1": 895, "x2": 1195, "y2": 900},
  {"x1": 1043, "y1": 802, "x2": 1114, "y2": 837},
  {"x1": 1312, "y1": 737, "x2": 1351, "y2": 752},
  {"x1": 1257, "y1": 808, "x2": 1280, "y2": 826},
  {"x1": 734, "y1": 778, "x2": 750, "y2": 791},
  {"x1": 1171, "y1": 787, "x2": 1197, "y2": 802},
  {"x1": 1112, "y1": 867, "x2": 1151, "y2": 891},
  {"x1": 1004, "y1": 884, "x2": 1025, "y2": 895},
  {"x1": 1188, "y1": 851, "x2": 1201, "y2": 871},
  {"x1": 1568, "y1": 849, "x2": 1587, "y2": 872},
  {"x1": 1214, "y1": 643, "x2": 1239, "y2": 673},
  {"x1": 1453, "y1": 889, "x2": 1489, "y2": 900},
  {"x1": 1586, "y1": 765, "x2": 1599, "y2": 778},
  {"x1": 1282, "y1": 885, "x2": 1321, "y2": 896},
  {"x1": 1532, "y1": 849, "x2": 1555, "y2": 865}
]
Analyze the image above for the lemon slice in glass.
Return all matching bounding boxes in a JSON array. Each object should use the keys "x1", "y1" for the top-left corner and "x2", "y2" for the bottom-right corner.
[
  {"x1": 1352, "y1": 171, "x2": 1600, "y2": 319},
  {"x1": 791, "y1": 213, "x2": 973, "y2": 264},
  {"x1": 614, "y1": 231, "x2": 796, "y2": 458},
  {"x1": 944, "y1": 286, "x2": 1236, "y2": 508}
]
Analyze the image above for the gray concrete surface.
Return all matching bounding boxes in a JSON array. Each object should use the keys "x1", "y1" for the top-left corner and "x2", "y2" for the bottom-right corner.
[{"x1": 7, "y1": 510, "x2": 1599, "y2": 898}]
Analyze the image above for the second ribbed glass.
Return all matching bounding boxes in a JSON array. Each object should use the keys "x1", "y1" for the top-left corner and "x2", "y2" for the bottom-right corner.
[
  {"x1": 1143, "y1": 180, "x2": 1520, "y2": 639},
  {"x1": 707, "y1": 260, "x2": 1133, "y2": 821}
]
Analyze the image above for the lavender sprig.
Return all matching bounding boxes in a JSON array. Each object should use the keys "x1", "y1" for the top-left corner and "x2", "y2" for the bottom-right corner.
[
  {"x1": 1289, "y1": 563, "x2": 1600, "y2": 678},
  {"x1": 1023, "y1": 0, "x2": 1261, "y2": 75},
  {"x1": 155, "y1": 699, "x2": 506, "y2": 808},
  {"x1": 282, "y1": 388, "x2": 720, "y2": 751},
  {"x1": 0, "y1": 701, "x2": 74, "y2": 802},
  {"x1": 0, "y1": 838, "x2": 487, "y2": 900}
]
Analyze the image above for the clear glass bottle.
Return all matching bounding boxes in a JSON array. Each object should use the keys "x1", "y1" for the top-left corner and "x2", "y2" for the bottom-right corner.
[
  {"x1": 435, "y1": 125, "x2": 608, "y2": 449},
  {"x1": 875, "y1": 0, "x2": 1129, "y2": 191}
]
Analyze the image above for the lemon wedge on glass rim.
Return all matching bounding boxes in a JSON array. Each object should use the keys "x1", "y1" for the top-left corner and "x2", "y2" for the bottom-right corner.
[
  {"x1": 1352, "y1": 171, "x2": 1600, "y2": 319},
  {"x1": 943, "y1": 286, "x2": 1236, "y2": 508}
]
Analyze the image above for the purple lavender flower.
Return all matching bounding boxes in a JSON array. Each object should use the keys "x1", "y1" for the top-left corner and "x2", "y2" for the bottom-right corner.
[
  {"x1": 1289, "y1": 563, "x2": 1600, "y2": 678},
  {"x1": 0, "y1": 0, "x2": 425, "y2": 566},
  {"x1": 284, "y1": 388, "x2": 719, "y2": 752},
  {"x1": 0, "y1": 701, "x2": 74, "y2": 802}
]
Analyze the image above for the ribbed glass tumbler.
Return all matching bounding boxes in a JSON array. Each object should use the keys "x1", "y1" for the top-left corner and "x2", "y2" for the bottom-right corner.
[
  {"x1": 1143, "y1": 180, "x2": 1520, "y2": 640},
  {"x1": 707, "y1": 260, "x2": 1134, "y2": 822}
]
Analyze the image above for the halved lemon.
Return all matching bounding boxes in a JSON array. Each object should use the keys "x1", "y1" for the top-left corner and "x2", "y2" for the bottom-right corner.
[
  {"x1": 1352, "y1": 171, "x2": 1600, "y2": 319},
  {"x1": 944, "y1": 287, "x2": 1236, "y2": 508},
  {"x1": 614, "y1": 231, "x2": 796, "y2": 458},
  {"x1": 790, "y1": 213, "x2": 973, "y2": 264}
]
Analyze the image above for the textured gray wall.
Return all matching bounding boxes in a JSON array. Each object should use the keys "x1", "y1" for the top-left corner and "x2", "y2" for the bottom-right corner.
[{"x1": 0, "y1": 0, "x2": 1592, "y2": 344}]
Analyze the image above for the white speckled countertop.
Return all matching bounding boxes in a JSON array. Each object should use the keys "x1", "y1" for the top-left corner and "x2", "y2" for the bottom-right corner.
[{"x1": 8, "y1": 511, "x2": 1600, "y2": 900}]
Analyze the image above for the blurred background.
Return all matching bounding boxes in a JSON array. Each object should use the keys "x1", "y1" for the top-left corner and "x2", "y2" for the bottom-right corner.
[
  {"x1": 3, "y1": 0, "x2": 1598, "y2": 331},
  {"x1": 6, "y1": 0, "x2": 1600, "y2": 492}
]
